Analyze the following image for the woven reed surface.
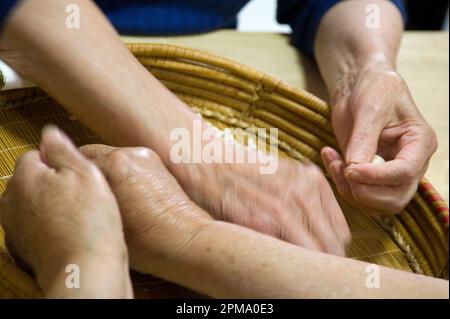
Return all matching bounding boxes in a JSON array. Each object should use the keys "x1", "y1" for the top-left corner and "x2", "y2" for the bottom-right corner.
[{"x1": 0, "y1": 43, "x2": 448, "y2": 298}]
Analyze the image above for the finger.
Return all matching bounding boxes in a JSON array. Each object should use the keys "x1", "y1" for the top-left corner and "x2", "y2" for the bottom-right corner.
[
  {"x1": 321, "y1": 145, "x2": 396, "y2": 215},
  {"x1": 311, "y1": 199, "x2": 348, "y2": 256},
  {"x1": 345, "y1": 106, "x2": 385, "y2": 164},
  {"x1": 281, "y1": 205, "x2": 323, "y2": 252},
  {"x1": 79, "y1": 144, "x2": 117, "y2": 160},
  {"x1": 321, "y1": 146, "x2": 343, "y2": 181},
  {"x1": 280, "y1": 210, "x2": 323, "y2": 252},
  {"x1": 319, "y1": 177, "x2": 352, "y2": 253},
  {"x1": 316, "y1": 152, "x2": 352, "y2": 254},
  {"x1": 294, "y1": 230, "x2": 324, "y2": 253},
  {"x1": 344, "y1": 142, "x2": 429, "y2": 186},
  {"x1": 302, "y1": 196, "x2": 337, "y2": 254},
  {"x1": 290, "y1": 172, "x2": 340, "y2": 255},
  {"x1": 321, "y1": 146, "x2": 340, "y2": 174},
  {"x1": 348, "y1": 180, "x2": 418, "y2": 214},
  {"x1": 39, "y1": 125, "x2": 89, "y2": 172},
  {"x1": 323, "y1": 149, "x2": 354, "y2": 202}
]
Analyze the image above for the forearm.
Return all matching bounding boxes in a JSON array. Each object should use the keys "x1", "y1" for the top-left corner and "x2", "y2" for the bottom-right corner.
[
  {"x1": 139, "y1": 215, "x2": 448, "y2": 298},
  {"x1": 40, "y1": 254, "x2": 133, "y2": 299},
  {"x1": 0, "y1": 0, "x2": 195, "y2": 165},
  {"x1": 315, "y1": 0, "x2": 403, "y2": 93}
]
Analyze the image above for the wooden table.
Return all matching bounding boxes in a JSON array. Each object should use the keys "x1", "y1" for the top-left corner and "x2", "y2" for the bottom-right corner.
[{"x1": 124, "y1": 31, "x2": 449, "y2": 203}]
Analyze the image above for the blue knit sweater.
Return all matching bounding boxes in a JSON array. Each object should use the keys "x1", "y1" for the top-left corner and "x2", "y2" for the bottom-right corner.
[{"x1": 0, "y1": 0, "x2": 404, "y2": 57}]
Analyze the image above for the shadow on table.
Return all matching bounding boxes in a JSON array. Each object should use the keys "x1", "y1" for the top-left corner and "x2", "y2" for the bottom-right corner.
[{"x1": 295, "y1": 51, "x2": 330, "y2": 103}]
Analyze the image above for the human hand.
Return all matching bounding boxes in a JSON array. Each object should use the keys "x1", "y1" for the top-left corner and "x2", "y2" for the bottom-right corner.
[
  {"x1": 178, "y1": 154, "x2": 351, "y2": 256},
  {"x1": 79, "y1": 144, "x2": 213, "y2": 275},
  {"x1": 322, "y1": 66, "x2": 437, "y2": 215},
  {"x1": 0, "y1": 126, "x2": 132, "y2": 298}
]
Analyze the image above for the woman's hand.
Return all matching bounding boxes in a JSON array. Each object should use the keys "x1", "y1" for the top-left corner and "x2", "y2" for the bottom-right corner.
[
  {"x1": 315, "y1": 0, "x2": 437, "y2": 215},
  {"x1": 78, "y1": 144, "x2": 214, "y2": 275},
  {"x1": 322, "y1": 66, "x2": 437, "y2": 215},
  {"x1": 193, "y1": 157, "x2": 352, "y2": 256},
  {"x1": 0, "y1": 127, "x2": 132, "y2": 298}
]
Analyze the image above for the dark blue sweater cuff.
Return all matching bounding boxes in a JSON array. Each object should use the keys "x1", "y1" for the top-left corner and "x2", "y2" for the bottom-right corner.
[
  {"x1": 0, "y1": 0, "x2": 18, "y2": 29},
  {"x1": 277, "y1": 0, "x2": 406, "y2": 58}
]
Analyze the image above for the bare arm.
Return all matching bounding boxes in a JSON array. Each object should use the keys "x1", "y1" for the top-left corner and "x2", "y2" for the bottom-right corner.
[
  {"x1": 315, "y1": 0, "x2": 402, "y2": 92},
  {"x1": 138, "y1": 211, "x2": 449, "y2": 299},
  {"x1": 0, "y1": 0, "x2": 195, "y2": 164}
]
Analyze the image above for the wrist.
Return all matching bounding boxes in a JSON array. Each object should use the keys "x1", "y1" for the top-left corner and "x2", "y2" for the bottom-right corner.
[
  {"x1": 37, "y1": 249, "x2": 131, "y2": 298},
  {"x1": 152, "y1": 217, "x2": 218, "y2": 291},
  {"x1": 330, "y1": 51, "x2": 396, "y2": 102},
  {"x1": 128, "y1": 200, "x2": 213, "y2": 277}
]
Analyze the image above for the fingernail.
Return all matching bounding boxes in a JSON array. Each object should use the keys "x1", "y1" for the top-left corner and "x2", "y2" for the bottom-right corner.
[
  {"x1": 42, "y1": 124, "x2": 60, "y2": 139},
  {"x1": 347, "y1": 158, "x2": 365, "y2": 165},
  {"x1": 321, "y1": 150, "x2": 332, "y2": 164},
  {"x1": 48, "y1": 125, "x2": 69, "y2": 142},
  {"x1": 346, "y1": 169, "x2": 361, "y2": 180},
  {"x1": 39, "y1": 143, "x2": 47, "y2": 162},
  {"x1": 346, "y1": 152, "x2": 367, "y2": 165}
]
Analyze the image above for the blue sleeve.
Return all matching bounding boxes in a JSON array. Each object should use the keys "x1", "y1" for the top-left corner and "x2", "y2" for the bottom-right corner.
[
  {"x1": 277, "y1": 0, "x2": 406, "y2": 58},
  {"x1": 0, "y1": 0, "x2": 18, "y2": 28}
]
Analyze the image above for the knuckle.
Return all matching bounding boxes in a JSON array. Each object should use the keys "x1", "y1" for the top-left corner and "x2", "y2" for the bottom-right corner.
[
  {"x1": 131, "y1": 147, "x2": 159, "y2": 161},
  {"x1": 77, "y1": 144, "x2": 90, "y2": 155},
  {"x1": 428, "y1": 127, "x2": 438, "y2": 154},
  {"x1": 99, "y1": 149, "x2": 134, "y2": 177},
  {"x1": 83, "y1": 162, "x2": 102, "y2": 178},
  {"x1": 15, "y1": 151, "x2": 36, "y2": 168},
  {"x1": 108, "y1": 149, "x2": 133, "y2": 165}
]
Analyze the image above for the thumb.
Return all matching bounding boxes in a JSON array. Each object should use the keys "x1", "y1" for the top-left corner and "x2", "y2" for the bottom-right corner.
[
  {"x1": 39, "y1": 125, "x2": 88, "y2": 171},
  {"x1": 345, "y1": 110, "x2": 384, "y2": 164}
]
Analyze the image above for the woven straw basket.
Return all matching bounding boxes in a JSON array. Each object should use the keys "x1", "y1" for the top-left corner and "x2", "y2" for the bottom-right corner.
[{"x1": 0, "y1": 43, "x2": 448, "y2": 298}]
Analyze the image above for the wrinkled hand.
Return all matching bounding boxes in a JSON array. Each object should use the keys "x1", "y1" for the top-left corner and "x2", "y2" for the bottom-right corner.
[
  {"x1": 79, "y1": 144, "x2": 213, "y2": 274},
  {"x1": 183, "y1": 156, "x2": 352, "y2": 256},
  {"x1": 322, "y1": 67, "x2": 437, "y2": 215},
  {"x1": 0, "y1": 127, "x2": 131, "y2": 297}
]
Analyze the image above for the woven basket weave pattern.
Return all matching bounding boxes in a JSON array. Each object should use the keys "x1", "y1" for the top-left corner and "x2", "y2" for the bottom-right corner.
[{"x1": 0, "y1": 43, "x2": 448, "y2": 298}]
